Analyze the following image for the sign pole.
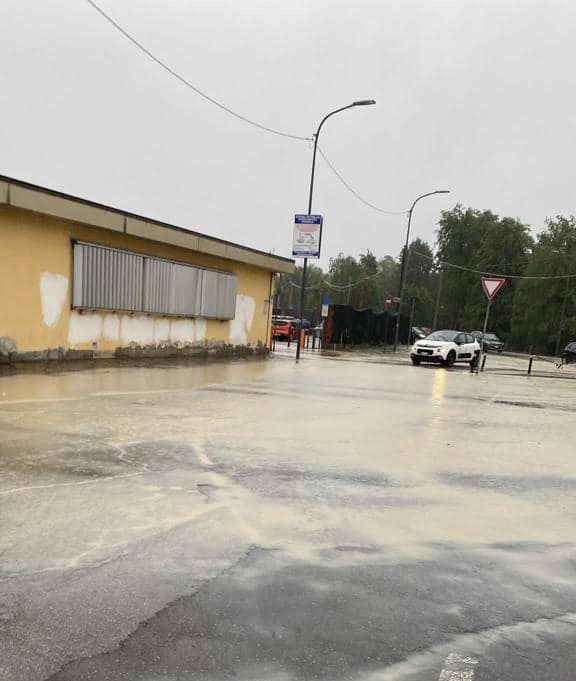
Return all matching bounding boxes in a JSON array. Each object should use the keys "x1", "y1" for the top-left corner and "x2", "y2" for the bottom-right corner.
[
  {"x1": 477, "y1": 276, "x2": 506, "y2": 374},
  {"x1": 293, "y1": 214, "x2": 323, "y2": 360},
  {"x1": 477, "y1": 298, "x2": 491, "y2": 374},
  {"x1": 296, "y1": 257, "x2": 308, "y2": 358},
  {"x1": 406, "y1": 296, "x2": 416, "y2": 347}
]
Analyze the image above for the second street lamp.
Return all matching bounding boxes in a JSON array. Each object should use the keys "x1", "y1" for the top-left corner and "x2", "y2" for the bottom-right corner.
[
  {"x1": 295, "y1": 99, "x2": 376, "y2": 360},
  {"x1": 393, "y1": 189, "x2": 450, "y2": 351}
]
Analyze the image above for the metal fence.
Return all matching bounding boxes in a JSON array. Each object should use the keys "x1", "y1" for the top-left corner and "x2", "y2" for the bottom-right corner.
[{"x1": 322, "y1": 304, "x2": 410, "y2": 347}]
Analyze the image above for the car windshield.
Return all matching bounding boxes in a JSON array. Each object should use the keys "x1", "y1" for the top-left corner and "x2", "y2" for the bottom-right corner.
[
  {"x1": 424, "y1": 330, "x2": 459, "y2": 342},
  {"x1": 485, "y1": 333, "x2": 499, "y2": 341}
]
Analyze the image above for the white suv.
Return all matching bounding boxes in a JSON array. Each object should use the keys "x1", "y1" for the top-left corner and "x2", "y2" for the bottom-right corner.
[{"x1": 411, "y1": 330, "x2": 480, "y2": 367}]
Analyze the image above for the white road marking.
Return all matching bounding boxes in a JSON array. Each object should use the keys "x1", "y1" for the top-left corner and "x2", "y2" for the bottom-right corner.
[
  {"x1": 438, "y1": 653, "x2": 478, "y2": 681},
  {"x1": 0, "y1": 471, "x2": 144, "y2": 496}
]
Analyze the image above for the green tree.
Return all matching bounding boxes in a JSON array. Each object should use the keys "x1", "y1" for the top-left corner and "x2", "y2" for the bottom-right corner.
[
  {"x1": 511, "y1": 216, "x2": 576, "y2": 354},
  {"x1": 436, "y1": 206, "x2": 532, "y2": 334},
  {"x1": 402, "y1": 238, "x2": 436, "y2": 327},
  {"x1": 275, "y1": 263, "x2": 324, "y2": 322},
  {"x1": 328, "y1": 252, "x2": 363, "y2": 305},
  {"x1": 327, "y1": 250, "x2": 396, "y2": 309}
]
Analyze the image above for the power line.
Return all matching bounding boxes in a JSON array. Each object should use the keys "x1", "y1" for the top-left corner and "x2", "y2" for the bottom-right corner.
[
  {"x1": 288, "y1": 269, "x2": 388, "y2": 290},
  {"x1": 318, "y1": 147, "x2": 408, "y2": 215},
  {"x1": 85, "y1": 0, "x2": 311, "y2": 142},
  {"x1": 289, "y1": 249, "x2": 576, "y2": 290},
  {"x1": 85, "y1": 1, "x2": 411, "y2": 217},
  {"x1": 410, "y1": 249, "x2": 576, "y2": 280}
]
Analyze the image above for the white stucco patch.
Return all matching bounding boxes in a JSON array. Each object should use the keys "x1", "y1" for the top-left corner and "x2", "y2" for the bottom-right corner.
[
  {"x1": 39, "y1": 272, "x2": 68, "y2": 327},
  {"x1": 169, "y1": 319, "x2": 198, "y2": 344},
  {"x1": 103, "y1": 314, "x2": 120, "y2": 342},
  {"x1": 120, "y1": 316, "x2": 155, "y2": 345},
  {"x1": 195, "y1": 319, "x2": 207, "y2": 342},
  {"x1": 154, "y1": 319, "x2": 170, "y2": 343},
  {"x1": 68, "y1": 311, "x2": 103, "y2": 345},
  {"x1": 229, "y1": 294, "x2": 256, "y2": 345}
]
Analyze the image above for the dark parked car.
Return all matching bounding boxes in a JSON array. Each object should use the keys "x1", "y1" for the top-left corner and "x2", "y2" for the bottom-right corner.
[
  {"x1": 409, "y1": 326, "x2": 428, "y2": 344},
  {"x1": 562, "y1": 342, "x2": 576, "y2": 364},
  {"x1": 470, "y1": 331, "x2": 504, "y2": 352}
]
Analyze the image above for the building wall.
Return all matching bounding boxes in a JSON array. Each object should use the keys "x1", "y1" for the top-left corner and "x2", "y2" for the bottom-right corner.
[{"x1": 0, "y1": 206, "x2": 274, "y2": 360}]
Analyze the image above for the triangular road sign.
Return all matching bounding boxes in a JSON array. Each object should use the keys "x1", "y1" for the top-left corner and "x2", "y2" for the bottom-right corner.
[{"x1": 481, "y1": 277, "x2": 506, "y2": 300}]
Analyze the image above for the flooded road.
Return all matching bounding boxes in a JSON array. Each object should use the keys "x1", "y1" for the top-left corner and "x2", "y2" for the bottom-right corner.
[{"x1": 1, "y1": 353, "x2": 576, "y2": 680}]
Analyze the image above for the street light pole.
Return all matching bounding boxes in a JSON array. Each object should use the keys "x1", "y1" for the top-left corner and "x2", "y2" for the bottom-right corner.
[
  {"x1": 296, "y1": 99, "x2": 376, "y2": 360},
  {"x1": 555, "y1": 277, "x2": 569, "y2": 357},
  {"x1": 432, "y1": 265, "x2": 443, "y2": 331},
  {"x1": 393, "y1": 190, "x2": 450, "y2": 351}
]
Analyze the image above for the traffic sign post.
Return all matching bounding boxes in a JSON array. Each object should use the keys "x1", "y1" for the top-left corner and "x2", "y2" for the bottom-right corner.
[
  {"x1": 481, "y1": 277, "x2": 506, "y2": 300},
  {"x1": 477, "y1": 277, "x2": 506, "y2": 374},
  {"x1": 292, "y1": 214, "x2": 323, "y2": 259}
]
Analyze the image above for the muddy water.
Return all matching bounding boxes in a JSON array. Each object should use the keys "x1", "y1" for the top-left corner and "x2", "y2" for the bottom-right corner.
[
  {"x1": 2, "y1": 352, "x2": 576, "y2": 681},
  {"x1": 0, "y1": 356, "x2": 272, "y2": 402}
]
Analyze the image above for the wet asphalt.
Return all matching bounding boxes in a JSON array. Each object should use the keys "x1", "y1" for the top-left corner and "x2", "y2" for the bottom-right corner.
[{"x1": 1, "y1": 351, "x2": 576, "y2": 680}]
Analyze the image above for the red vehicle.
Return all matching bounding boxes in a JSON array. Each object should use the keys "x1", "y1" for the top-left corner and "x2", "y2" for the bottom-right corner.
[{"x1": 272, "y1": 317, "x2": 293, "y2": 340}]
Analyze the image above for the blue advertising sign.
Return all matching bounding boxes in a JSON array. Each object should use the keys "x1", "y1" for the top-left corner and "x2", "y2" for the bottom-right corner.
[{"x1": 293, "y1": 214, "x2": 323, "y2": 258}]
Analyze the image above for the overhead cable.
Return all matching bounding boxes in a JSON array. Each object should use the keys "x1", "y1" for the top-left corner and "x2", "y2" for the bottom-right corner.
[
  {"x1": 288, "y1": 270, "x2": 388, "y2": 290},
  {"x1": 85, "y1": 0, "x2": 311, "y2": 141},
  {"x1": 410, "y1": 249, "x2": 576, "y2": 280},
  {"x1": 86, "y1": 0, "x2": 412, "y2": 216},
  {"x1": 318, "y1": 147, "x2": 408, "y2": 215}
]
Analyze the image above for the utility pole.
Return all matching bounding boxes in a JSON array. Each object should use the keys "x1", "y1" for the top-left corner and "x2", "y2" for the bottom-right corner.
[
  {"x1": 393, "y1": 190, "x2": 449, "y2": 350},
  {"x1": 555, "y1": 277, "x2": 569, "y2": 357},
  {"x1": 359, "y1": 282, "x2": 366, "y2": 308},
  {"x1": 406, "y1": 296, "x2": 416, "y2": 346},
  {"x1": 295, "y1": 99, "x2": 376, "y2": 361},
  {"x1": 432, "y1": 267, "x2": 443, "y2": 331}
]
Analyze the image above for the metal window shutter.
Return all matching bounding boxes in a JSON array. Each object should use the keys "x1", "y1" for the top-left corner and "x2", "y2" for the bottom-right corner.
[
  {"x1": 200, "y1": 269, "x2": 220, "y2": 318},
  {"x1": 172, "y1": 264, "x2": 202, "y2": 316},
  {"x1": 73, "y1": 242, "x2": 235, "y2": 319},
  {"x1": 222, "y1": 274, "x2": 237, "y2": 320},
  {"x1": 72, "y1": 243, "x2": 143, "y2": 312},
  {"x1": 200, "y1": 270, "x2": 237, "y2": 319},
  {"x1": 143, "y1": 257, "x2": 173, "y2": 314}
]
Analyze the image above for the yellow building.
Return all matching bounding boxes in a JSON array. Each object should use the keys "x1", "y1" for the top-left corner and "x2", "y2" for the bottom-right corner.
[{"x1": 0, "y1": 176, "x2": 293, "y2": 363}]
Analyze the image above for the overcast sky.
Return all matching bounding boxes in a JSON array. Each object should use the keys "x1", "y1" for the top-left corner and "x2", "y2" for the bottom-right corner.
[{"x1": 1, "y1": 0, "x2": 575, "y2": 267}]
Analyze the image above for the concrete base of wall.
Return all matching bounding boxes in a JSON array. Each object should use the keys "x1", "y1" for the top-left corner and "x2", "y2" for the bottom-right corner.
[{"x1": 0, "y1": 341, "x2": 268, "y2": 365}]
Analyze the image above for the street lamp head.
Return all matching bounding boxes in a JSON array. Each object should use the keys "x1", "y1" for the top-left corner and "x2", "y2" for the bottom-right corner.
[
  {"x1": 436, "y1": 190, "x2": 450, "y2": 194},
  {"x1": 352, "y1": 99, "x2": 376, "y2": 106}
]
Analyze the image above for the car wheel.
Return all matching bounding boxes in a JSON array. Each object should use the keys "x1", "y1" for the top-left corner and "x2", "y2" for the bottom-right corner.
[
  {"x1": 411, "y1": 357, "x2": 421, "y2": 366},
  {"x1": 498, "y1": 347, "x2": 503, "y2": 353},
  {"x1": 442, "y1": 350, "x2": 456, "y2": 367}
]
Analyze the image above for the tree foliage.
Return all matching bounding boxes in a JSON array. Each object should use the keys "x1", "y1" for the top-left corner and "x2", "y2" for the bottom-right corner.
[
  {"x1": 511, "y1": 216, "x2": 576, "y2": 353},
  {"x1": 436, "y1": 206, "x2": 532, "y2": 334}
]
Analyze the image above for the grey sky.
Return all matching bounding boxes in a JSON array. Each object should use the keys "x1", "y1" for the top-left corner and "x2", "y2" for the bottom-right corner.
[{"x1": 1, "y1": 0, "x2": 575, "y2": 267}]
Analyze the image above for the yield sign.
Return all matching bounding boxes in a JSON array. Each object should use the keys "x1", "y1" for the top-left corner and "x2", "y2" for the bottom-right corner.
[{"x1": 481, "y1": 277, "x2": 506, "y2": 300}]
